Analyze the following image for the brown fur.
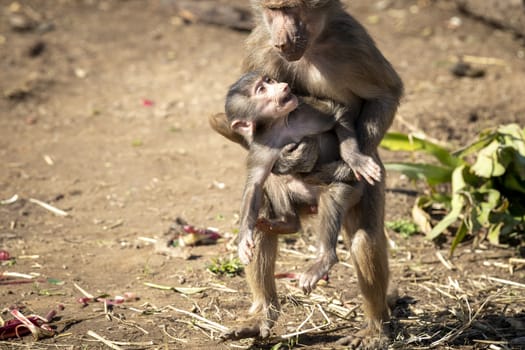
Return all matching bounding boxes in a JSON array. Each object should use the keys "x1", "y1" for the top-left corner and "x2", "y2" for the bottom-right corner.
[
  {"x1": 223, "y1": 72, "x2": 376, "y2": 293},
  {"x1": 214, "y1": 0, "x2": 403, "y2": 347}
]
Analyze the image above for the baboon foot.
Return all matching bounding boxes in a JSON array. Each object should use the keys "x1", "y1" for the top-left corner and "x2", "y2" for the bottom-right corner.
[
  {"x1": 220, "y1": 318, "x2": 272, "y2": 341},
  {"x1": 298, "y1": 254, "x2": 336, "y2": 294},
  {"x1": 335, "y1": 326, "x2": 390, "y2": 349}
]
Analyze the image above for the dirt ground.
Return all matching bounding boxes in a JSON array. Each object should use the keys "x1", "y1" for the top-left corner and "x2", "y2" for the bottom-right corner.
[{"x1": 1, "y1": 0, "x2": 524, "y2": 349}]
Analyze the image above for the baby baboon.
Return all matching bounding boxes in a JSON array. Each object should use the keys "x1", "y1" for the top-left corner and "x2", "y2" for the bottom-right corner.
[{"x1": 225, "y1": 71, "x2": 377, "y2": 292}]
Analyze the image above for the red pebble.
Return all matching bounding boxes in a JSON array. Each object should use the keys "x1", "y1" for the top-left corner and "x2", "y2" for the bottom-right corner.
[
  {"x1": 142, "y1": 99, "x2": 154, "y2": 107},
  {"x1": 0, "y1": 250, "x2": 10, "y2": 261}
]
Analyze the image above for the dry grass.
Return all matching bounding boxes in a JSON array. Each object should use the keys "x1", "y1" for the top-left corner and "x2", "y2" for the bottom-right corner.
[{"x1": 2, "y1": 240, "x2": 523, "y2": 350}]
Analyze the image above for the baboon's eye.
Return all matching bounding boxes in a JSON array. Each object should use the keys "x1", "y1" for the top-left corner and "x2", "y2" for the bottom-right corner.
[{"x1": 256, "y1": 84, "x2": 266, "y2": 95}]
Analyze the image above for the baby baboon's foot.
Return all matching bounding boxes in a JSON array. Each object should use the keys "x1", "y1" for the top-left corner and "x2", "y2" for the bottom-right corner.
[{"x1": 298, "y1": 253, "x2": 337, "y2": 294}]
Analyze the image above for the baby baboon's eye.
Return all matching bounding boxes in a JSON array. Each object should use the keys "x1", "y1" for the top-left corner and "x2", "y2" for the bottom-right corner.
[
  {"x1": 263, "y1": 76, "x2": 276, "y2": 84},
  {"x1": 256, "y1": 84, "x2": 266, "y2": 95}
]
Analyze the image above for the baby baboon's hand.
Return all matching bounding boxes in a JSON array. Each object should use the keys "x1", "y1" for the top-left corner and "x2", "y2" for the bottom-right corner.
[{"x1": 272, "y1": 138, "x2": 319, "y2": 175}]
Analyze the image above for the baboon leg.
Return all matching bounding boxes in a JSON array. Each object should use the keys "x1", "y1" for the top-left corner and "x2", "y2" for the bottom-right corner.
[
  {"x1": 222, "y1": 176, "x2": 289, "y2": 340},
  {"x1": 222, "y1": 228, "x2": 279, "y2": 340},
  {"x1": 337, "y1": 180, "x2": 390, "y2": 349},
  {"x1": 299, "y1": 182, "x2": 363, "y2": 294}
]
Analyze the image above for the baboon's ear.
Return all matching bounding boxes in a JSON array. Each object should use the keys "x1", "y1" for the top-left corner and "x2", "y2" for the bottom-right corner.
[{"x1": 231, "y1": 119, "x2": 255, "y2": 138}]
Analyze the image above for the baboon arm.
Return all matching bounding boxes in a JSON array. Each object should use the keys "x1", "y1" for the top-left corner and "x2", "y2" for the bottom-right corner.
[
  {"x1": 272, "y1": 137, "x2": 319, "y2": 175},
  {"x1": 237, "y1": 146, "x2": 283, "y2": 264},
  {"x1": 256, "y1": 215, "x2": 301, "y2": 235},
  {"x1": 301, "y1": 161, "x2": 357, "y2": 185}
]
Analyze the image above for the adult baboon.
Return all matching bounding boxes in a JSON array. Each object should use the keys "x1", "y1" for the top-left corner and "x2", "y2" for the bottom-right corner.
[{"x1": 211, "y1": 0, "x2": 403, "y2": 347}]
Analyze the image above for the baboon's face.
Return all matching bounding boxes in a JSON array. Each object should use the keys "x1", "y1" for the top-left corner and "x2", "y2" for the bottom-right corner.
[
  {"x1": 251, "y1": 76, "x2": 298, "y2": 117},
  {"x1": 260, "y1": 1, "x2": 330, "y2": 61}
]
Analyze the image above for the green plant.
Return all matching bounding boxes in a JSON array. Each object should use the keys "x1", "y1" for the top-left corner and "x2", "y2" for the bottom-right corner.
[
  {"x1": 386, "y1": 219, "x2": 419, "y2": 238},
  {"x1": 381, "y1": 124, "x2": 525, "y2": 252},
  {"x1": 207, "y1": 257, "x2": 244, "y2": 277}
]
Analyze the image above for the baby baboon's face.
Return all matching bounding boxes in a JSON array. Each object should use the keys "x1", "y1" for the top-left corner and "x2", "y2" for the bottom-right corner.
[{"x1": 251, "y1": 76, "x2": 298, "y2": 118}]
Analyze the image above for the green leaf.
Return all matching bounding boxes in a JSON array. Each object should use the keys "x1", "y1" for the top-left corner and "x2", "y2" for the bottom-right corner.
[
  {"x1": 383, "y1": 126, "x2": 525, "y2": 248},
  {"x1": 498, "y1": 123, "x2": 525, "y2": 156},
  {"x1": 271, "y1": 343, "x2": 284, "y2": 350},
  {"x1": 385, "y1": 162, "x2": 452, "y2": 185},
  {"x1": 47, "y1": 278, "x2": 65, "y2": 286},
  {"x1": 471, "y1": 140, "x2": 506, "y2": 177},
  {"x1": 511, "y1": 151, "x2": 525, "y2": 180},
  {"x1": 451, "y1": 164, "x2": 468, "y2": 193},
  {"x1": 381, "y1": 132, "x2": 460, "y2": 167},
  {"x1": 487, "y1": 222, "x2": 503, "y2": 245},
  {"x1": 427, "y1": 166, "x2": 468, "y2": 240},
  {"x1": 503, "y1": 172, "x2": 525, "y2": 194},
  {"x1": 429, "y1": 192, "x2": 452, "y2": 206},
  {"x1": 427, "y1": 193, "x2": 465, "y2": 240},
  {"x1": 477, "y1": 189, "x2": 501, "y2": 225},
  {"x1": 453, "y1": 134, "x2": 494, "y2": 158},
  {"x1": 450, "y1": 220, "x2": 468, "y2": 254}
]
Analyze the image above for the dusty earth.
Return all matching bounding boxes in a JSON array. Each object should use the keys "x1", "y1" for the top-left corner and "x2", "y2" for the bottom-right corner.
[{"x1": 1, "y1": 0, "x2": 524, "y2": 349}]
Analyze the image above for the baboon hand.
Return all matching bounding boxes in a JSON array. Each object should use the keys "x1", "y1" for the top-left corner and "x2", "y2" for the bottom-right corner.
[
  {"x1": 349, "y1": 154, "x2": 381, "y2": 185},
  {"x1": 272, "y1": 138, "x2": 319, "y2": 175}
]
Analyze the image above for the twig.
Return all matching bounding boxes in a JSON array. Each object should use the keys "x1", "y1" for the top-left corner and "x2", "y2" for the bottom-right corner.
[
  {"x1": 483, "y1": 275, "x2": 525, "y2": 289},
  {"x1": 106, "y1": 219, "x2": 124, "y2": 229},
  {"x1": 461, "y1": 55, "x2": 507, "y2": 66},
  {"x1": 159, "y1": 324, "x2": 188, "y2": 343},
  {"x1": 317, "y1": 304, "x2": 331, "y2": 324},
  {"x1": 166, "y1": 306, "x2": 228, "y2": 333},
  {"x1": 138, "y1": 236, "x2": 157, "y2": 244},
  {"x1": 29, "y1": 198, "x2": 69, "y2": 217},
  {"x1": 295, "y1": 305, "x2": 315, "y2": 333},
  {"x1": 103, "y1": 340, "x2": 153, "y2": 346},
  {"x1": 436, "y1": 251, "x2": 455, "y2": 271},
  {"x1": 1, "y1": 272, "x2": 36, "y2": 279},
  {"x1": 113, "y1": 314, "x2": 149, "y2": 335},
  {"x1": 0, "y1": 194, "x2": 18, "y2": 205},
  {"x1": 509, "y1": 258, "x2": 525, "y2": 275},
  {"x1": 208, "y1": 283, "x2": 238, "y2": 293},
  {"x1": 87, "y1": 330, "x2": 123, "y2": 350},
  {"x1": 434, "y1": 287, "x2": 456, "y2": 300},
  {"x1": 280, "y1": 304, "x2": 331, "y2": 339},
  {"x1": 73, "y1": 282, "x2": 94, "y2": 299}
]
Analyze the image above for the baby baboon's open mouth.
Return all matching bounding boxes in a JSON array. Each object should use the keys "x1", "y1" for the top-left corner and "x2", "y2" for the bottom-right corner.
[{"x1": 279, "y1": 91, "x2": 294, "y2": 106}]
